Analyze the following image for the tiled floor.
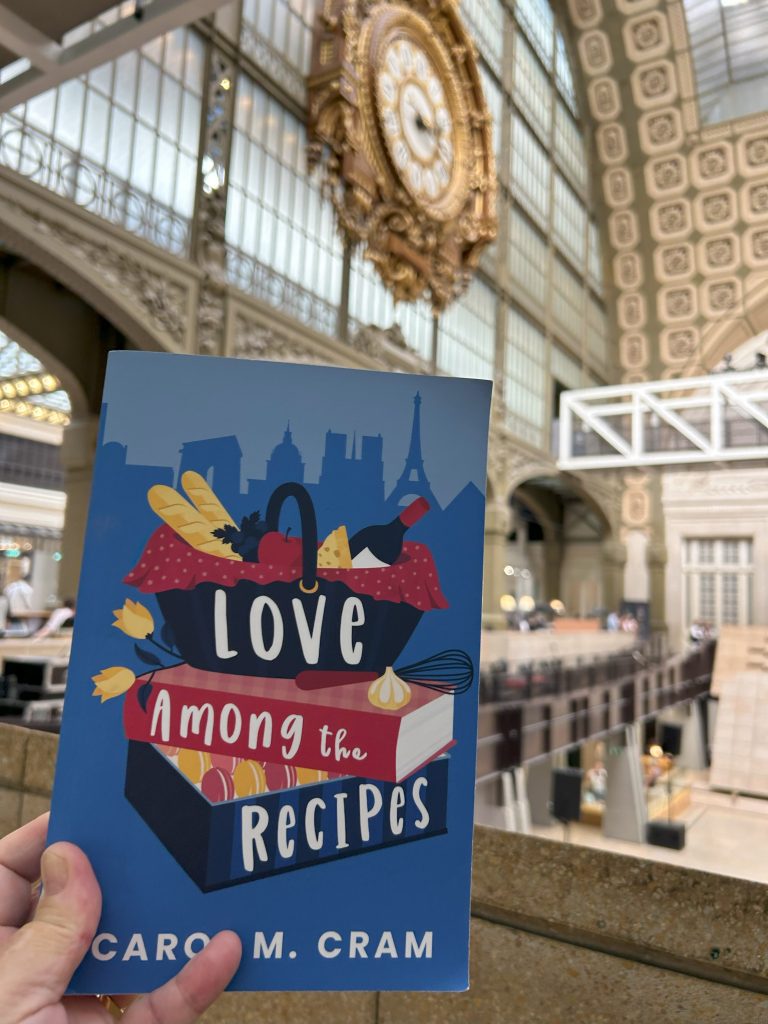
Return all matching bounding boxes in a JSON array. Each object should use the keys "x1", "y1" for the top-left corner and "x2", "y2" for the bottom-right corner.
[{"x1": 525, "y1": 776, "x2": 768, "y2": 884}]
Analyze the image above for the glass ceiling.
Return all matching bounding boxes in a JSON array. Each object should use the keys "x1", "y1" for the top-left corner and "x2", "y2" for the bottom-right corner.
[
  {"x1": 0, "y1": 331, "x2": 71, "y2": 425},
  {"x1": 683, "y1": 0, "x2": 768, "y2": 124}
]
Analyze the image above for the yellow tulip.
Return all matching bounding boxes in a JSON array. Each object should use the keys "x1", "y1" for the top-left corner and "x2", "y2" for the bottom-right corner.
[
  {"x1": 112, "y1": 599, "x2": 154, "y2": 639},
  {"x1": 92, "y1": 666, "x2": 136, "y2": 702}
]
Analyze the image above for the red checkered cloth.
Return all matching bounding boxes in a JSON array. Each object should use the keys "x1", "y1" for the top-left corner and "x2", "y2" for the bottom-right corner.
[{"x1": 124, "y1": 526, "x2": 449, "y2": 612}]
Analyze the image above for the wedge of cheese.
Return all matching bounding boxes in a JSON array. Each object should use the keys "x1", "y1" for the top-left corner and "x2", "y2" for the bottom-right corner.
[
  {"x1": 317, "y1": 525, "x2": 352, "y2": 569},
  {"x1": 147, "y1": 485, "x2": 242, "y2": 560}
]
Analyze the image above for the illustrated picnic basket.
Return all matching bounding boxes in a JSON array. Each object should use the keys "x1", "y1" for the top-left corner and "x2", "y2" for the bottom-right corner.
[{"x1": 125, "y1": 482, "x2": 448, "y2": 679}]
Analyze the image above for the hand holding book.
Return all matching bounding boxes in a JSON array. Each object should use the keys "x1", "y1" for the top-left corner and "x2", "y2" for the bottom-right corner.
[{"x1": 0, "y1": 814, "x2": 242, "y2": 1021}]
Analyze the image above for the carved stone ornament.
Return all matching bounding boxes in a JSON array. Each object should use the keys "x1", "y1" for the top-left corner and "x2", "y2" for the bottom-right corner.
[
  {"x1": 13, "y1": 202, "x2": 190, "y2": 347},
  {"x1": 233, "y1": 316, "x2": 326, "y2": 365},
  {"x1": 350, "y1": 321, "x2": 429, "y2": 372},
  {"x1": 306, "y1": 0, "x2": 497, "y2": 312}
]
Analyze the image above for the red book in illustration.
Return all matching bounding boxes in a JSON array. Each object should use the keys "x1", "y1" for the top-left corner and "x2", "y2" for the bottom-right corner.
[{"x1": 123, "y1": 664, "x2": 455, "y2": 783}]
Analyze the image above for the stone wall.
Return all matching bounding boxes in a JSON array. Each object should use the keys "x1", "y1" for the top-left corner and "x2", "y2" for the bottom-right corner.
[{"x1": 1, "y1": 722, "x2": 767, "y2": 1022}]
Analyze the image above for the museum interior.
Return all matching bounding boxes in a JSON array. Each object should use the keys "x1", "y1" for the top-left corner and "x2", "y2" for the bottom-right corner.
[{"x1": 0, "y1": 0, "x2": 768, "y2": 1019}]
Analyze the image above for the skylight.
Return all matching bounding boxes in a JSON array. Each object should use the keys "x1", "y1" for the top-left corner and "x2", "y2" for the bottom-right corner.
[{"x1": 683, "y1": 0, "x2": 768, "y2": 123}]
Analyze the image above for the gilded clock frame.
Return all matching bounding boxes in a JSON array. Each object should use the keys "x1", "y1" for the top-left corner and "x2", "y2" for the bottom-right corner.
[{"x1": 307, "y1": 0, "x2": 498, "y2": 312}]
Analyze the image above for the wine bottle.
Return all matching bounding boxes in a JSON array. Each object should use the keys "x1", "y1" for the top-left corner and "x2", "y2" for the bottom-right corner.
[{"x1": 349, "y1": 498, "x2": 430, "y2": 568}]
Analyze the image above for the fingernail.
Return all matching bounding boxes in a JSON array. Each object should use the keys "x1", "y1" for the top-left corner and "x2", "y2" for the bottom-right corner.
[{"x1": 41, "y1": 848, "x2": 69, "y2": 896}]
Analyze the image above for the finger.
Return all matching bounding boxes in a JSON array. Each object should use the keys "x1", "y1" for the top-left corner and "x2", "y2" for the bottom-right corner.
[
  {"x1": 62, "y1": 995, "x2": 113, "y2": 1021},
  {"x1": 0, "y1": 841, "x2": 102, "y2": 1019},
  {"x1": 0, "y1": 812, "x2": 48, "y2": 927},
  {"x1": 125, "y1": 931, "x2": 242, "y2": 1024}
]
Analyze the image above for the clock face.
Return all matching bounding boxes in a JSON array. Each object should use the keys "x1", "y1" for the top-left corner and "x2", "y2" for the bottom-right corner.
[{"x1": 375, "y1": 37, "x2": 459, "y2": 211}]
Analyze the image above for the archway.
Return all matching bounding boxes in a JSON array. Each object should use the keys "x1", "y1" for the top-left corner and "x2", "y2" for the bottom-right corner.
[
  {"x1": 0, "y1": 328, "x2": 75, "y2": 612},
  {"x1": 503, "y1": 474, "x2": 612, "y2": 623}
]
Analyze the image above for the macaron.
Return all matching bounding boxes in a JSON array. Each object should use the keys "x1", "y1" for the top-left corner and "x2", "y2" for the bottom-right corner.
[
  {"x1": 296, "y1": 767, "x2": 329, "y2": 786},
  {"x1": 177, "y1": 748, "x2": 211, "y2": 784},
  {"x1": 262, "y1": 762, "x2": 298, "y2": 791},
  {"x1": 211, "y1": 752, "x2": 239, "y2": 773},
  {"x1": 201, "y1": 766, "x2": 235, "y2": 803},
  {"x1": 233, "y1": 759, "x2": 267, "y2": 797}
]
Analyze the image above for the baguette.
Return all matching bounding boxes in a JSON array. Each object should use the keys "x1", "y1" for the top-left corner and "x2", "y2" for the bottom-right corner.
[
  {"x1": 147, "y1": 485, "x2": 241, "y2": 560},
  {"x1": 180, "y1": 470, "x2": 236, "y2": 530}
]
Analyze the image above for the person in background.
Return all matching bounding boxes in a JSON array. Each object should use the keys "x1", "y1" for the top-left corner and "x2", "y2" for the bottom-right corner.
[
  {"x1": 606, "y1": 610, "x2": 620, "y2": 632},
  {"x1": 32, "y1": 598, "x2": 75, "y2": 641},
  {"x1": 584, "y1": 759, "x2": 607, "y2": 804},
  {"x1": 3, "y1": 573, "x2": 42, "y2": 634},
  {"x1": 619, "y1": 613, "x2": 639, "y2": 634}
]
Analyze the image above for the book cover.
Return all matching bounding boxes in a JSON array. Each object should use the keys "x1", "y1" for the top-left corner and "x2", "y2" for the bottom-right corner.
[{"x1": 48, "y1": 351, "x2": 491, "y2": 992}]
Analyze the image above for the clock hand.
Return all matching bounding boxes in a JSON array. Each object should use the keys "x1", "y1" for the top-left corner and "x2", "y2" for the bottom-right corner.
[{"x1": 415, "y1": 112, "x2": 435, "y2": 136}]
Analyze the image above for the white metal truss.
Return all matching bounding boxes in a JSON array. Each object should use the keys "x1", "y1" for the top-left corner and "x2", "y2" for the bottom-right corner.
[
  {"x1": 557, "y1": 369, "x2": 768, "y2": 470},
  {"x1": 0, "y1": 0, "x2": 230, "y2": 113}
]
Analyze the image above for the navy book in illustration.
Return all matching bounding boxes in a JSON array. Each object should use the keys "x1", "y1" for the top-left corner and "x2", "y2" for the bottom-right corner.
[{"x1": 48, "y1": 351, "x2": 492, "y2": 992}]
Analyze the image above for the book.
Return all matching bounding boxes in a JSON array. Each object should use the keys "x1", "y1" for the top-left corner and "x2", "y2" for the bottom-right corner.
[
  {"x1": 123, "y1": 664, "x2": 455, "y2": 783},
  {"x1": 47, "y1": 351, "x2": 491, "y2": 993}
]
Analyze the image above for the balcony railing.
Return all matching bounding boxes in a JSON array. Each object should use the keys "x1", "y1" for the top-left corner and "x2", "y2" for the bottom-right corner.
[
  {"x1": 225, "y1": 244, "x2": 339, "y2": 338},
  {"x1": 0, "y1": 115, "x2": 191, "y2": 257}
]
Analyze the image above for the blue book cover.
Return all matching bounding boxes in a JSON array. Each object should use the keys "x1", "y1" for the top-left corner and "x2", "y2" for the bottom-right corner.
[{"x1": 48, "y1": 351, "x2": 491, "y2": 992}]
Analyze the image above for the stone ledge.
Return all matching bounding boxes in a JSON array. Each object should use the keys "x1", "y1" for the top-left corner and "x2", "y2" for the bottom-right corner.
[
  {"x1": 198, "y1": 991, "x2": 377, "y2": 1024},
  {"x1": 0, "y1": 722, "x2": 28, "y2": 787},
  {"x1": 22, "y1": 729, "x2": 58, "y2": 795},
  {"x1": 379, "y1": 919, "x2": 768, "y2": 1024},
  {"x1": 471, "y1": 825, "x2": 768, "y2": 985}
]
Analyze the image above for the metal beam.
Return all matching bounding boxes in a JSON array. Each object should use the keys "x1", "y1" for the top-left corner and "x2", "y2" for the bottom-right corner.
[
  {"x1": 558, "y1": 369, "x2": 768, "y2": 470},
  {"x1": 0, "y1": 0, "x2": 230, "y2": 112},
  {"x1": 0, "y1": 8, "x2": 61, "y2": 73}
]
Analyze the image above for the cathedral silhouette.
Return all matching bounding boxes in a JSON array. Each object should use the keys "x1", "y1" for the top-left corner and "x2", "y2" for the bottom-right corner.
[{"x1": 103, "y1": 393, "x2": 441, "y2": 540}]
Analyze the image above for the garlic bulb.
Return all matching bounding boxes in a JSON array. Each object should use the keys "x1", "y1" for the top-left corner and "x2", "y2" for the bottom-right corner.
[{"x1": 368, "y1": 666, "x2": 412, "y2": 710}]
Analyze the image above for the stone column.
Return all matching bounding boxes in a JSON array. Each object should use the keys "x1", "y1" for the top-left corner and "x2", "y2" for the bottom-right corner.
[
  {"x1": 603, "y1": 725, "x2": 647, "y2": 843},
  {"x1": 602, "y1": 538, "x2": 627, "y2": 614},
  {"x1": 647, "y1": 540, "x2": 668, "y2": 635},
  {"x1": 483, "y1": 498, "x2": 509, "y2": 629},
  {"x1": 192, "y1": 42, "x2": 237, "y2": 356},
  {"x1": 58, "y1": 416, "x2": 99, "y2": 600},
  {"x1": 526, "y1": 758, "x2": 554, "y2": 827},
  {"x1": 647, "y1": 475, "x2": 668, "y2": 635},
  {"x1": 543, "y1": 535, "x2": 563, "y2": 604}
]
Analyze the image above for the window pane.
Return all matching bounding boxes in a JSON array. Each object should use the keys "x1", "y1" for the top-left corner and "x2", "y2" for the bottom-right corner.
[
  {"x1": 510, "y1": 116, "x2": 550, "y2": 227},
  {"x1": 460, "y1": 0, "x2": 505, "y2": 72},
  {"x1": 516, "y1": 0, "x2": 554, "y2": 69},
  {"x1": 225, "y1": 73, "x2": 344, "y2": 335},
  {"x1": 505, "y1": 305, "x2": 546, "y2": 446},
  {"x1": 437, "y1": 279, "x2": 496, "y2": 380},
  {"x1": 514, "y1": 35, "x2": 551, "y2": 144},
  {"x1": 508, "y1": 207, "x2": 548, "y2": 309},
  {"x1": 0, "y1": 25, "x2": 203, "y2": 255}
]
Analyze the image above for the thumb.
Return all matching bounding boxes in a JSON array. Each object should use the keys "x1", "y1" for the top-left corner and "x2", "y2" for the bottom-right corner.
[{"x1": 0, "y1": 842, "x2": 102, "y2": 1021}]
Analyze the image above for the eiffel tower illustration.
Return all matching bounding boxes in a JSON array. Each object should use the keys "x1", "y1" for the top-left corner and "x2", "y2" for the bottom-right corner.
[{"x1": 385, "y1": 392, "x2": 440, "y2": 515}]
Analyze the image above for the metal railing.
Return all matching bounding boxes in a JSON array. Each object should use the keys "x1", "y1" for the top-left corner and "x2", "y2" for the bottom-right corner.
[
  {"x1": 225, "y1": 244, "x2": 339, "y2": 338},
  {"x1": 476, "y1": 640, "x2": 715, "y2": 785},
  {"x1": 0, "y1": 114, "x2": 191, "y2": 256}
]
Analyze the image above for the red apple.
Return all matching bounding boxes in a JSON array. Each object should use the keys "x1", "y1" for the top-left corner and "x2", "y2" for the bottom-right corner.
[{"x1": 258, "y1": 530, "x2": 302, "y2": 566}]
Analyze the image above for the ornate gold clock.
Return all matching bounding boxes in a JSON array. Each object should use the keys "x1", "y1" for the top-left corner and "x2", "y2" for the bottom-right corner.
[{"x1": 307, "y1": 0, "x2": 497, "y2": 312}]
